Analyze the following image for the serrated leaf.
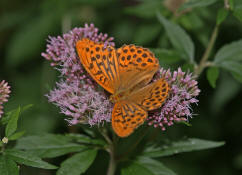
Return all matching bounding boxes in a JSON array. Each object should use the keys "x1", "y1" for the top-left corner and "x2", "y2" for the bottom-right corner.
[
  {"x1": 0, "y1": 155, "x2": 19, "y2": 175},
  {"x1": 206, "y1": 67, "x2": 220, "y2": 88},
  {"x1": 15, "y1": 134, "x2": 86, "y2": 158},
  {"x1": 142, "y1": 138, "x2": 225, "y2": 158},
  {"x1": 5, "y1": 107, "x2": 21, "y2": 137},
  {"x1": 214, "y1": 39, "x2": 242, "y2": 63},
  {"x1": 179, "y1": 0, "x2": 218, "y2": 11},
  {"x1": 214, "y1": 40, "x2": 242, "y2": 81},
  {"x1": 124, "y1": 0, "x2": 163, "y2": 18},
  {"x1": 8, "y1": 131, "x2": 26, "y2": 141},
  {"x1": 216, "y1": 8, "x2": 229, "y2": 25},
  {"x1": 5, "y1": 149, "x2": 57, "y2": 169},
  {"x1": 57, "y1": 149, "x2": 97, "y2": 175},
  {"x1": 157, "y1": 12, "x2": 195, "y2": 63},
  {"x1": 134, "y1": 24, "x2": 161, "y2": 45}
]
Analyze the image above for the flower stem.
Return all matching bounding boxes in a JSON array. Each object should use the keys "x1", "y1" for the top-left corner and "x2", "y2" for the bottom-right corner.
[
  {"x1": 107, "y1": 144, "x2": 116, "y2": 175},
  {"x1": 194, "y1": 24, "x2": 219, "y2": 76}
]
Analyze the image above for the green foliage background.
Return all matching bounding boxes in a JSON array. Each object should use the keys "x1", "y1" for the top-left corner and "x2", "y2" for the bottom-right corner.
[{"x1": 0, "y1": 0, "x2": 242, "y2": 174}]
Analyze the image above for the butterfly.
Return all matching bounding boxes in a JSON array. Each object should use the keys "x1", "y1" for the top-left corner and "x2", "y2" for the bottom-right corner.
[{"x1": 76, "y1": 38, "x2": 169, "y2": 137}]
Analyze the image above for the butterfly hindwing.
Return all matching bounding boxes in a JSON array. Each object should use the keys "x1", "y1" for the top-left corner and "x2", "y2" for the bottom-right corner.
[
  {"x1": 128, "y1": 79, "x2": 169, "y2": 111},
  {"x1": 76, "y1": 38, "x2": 119, "y2": 94},
  {"x1": 112, "y1": 101, "x2": 147, "y2": 137}
]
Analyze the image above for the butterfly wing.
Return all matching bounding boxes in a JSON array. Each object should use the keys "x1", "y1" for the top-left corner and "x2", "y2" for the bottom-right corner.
[
  {"x1": 112, "y1": 101, "x2": 147, "y2": 137},
  {"x1": 115, "y1": 45, "x2": 159, "y2": 92},
  {"x1": 128, "y1": 78, "x2": 169, "y2": 111},
  {"x1": 76, "y1": 38, "x2": 119, "y2": 94}
]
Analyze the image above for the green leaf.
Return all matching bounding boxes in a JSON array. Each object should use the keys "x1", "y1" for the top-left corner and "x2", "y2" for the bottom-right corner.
[
  {"x1": 121, "y1": 157, "x2": 176, "y2": 175},
  {"x1": 179, "y1": 0, "x2": 218, "y2": 11},
  {"x1": 121, "y1": 162, "x2": 152, "y2": 175},
  {"x1": 0, "y1": 155, "x2": 19, "y2": 175},
  {"x1": 214, "y1": 39, "x2": 242, "y2": 80},
  {"x1": 0, "y1": 141, "x2": 3, "y2": 147},
  {"x1": 137, "y1": 157, "x2": 176, "y2": 175},
  {"x1": 22, "y1": 104, "x2": 33, "y2": 112},
  {"x1": 124, "y1": 0, "x2": 163, "y2": 18},
  {"x1": 142, "y1": 138, "x2": 225, "y2": 158},
  {"x1": 8, "y1": 131, "x2": 26, "y2": 141},
  {"x1": 134, "y1": 24, "x2": 161, "y2": 45},
  {"x1": 15, "y1": 134, "x2": 86, "y2": 158},
  {"x1": 214, "y1": 39, "x2": 242, "y2": 63},
  {"x1": 57, "y1": 149, "x2": 97, "y2": 175},
  {"x1": 216, "y1": 8, "x2": 229, "y2": 25},
  {"x1": 5, "y1": 107, "x2": 21, "y2": 137},
  {"x1": 66, "y1": 133, "x2": 106, "y2": 146},
  {"x1": 5, "y1": 149, "x2": 57, "y2": 169},
  {"x1": 149, "y1": 49, "x2": 182, "y2": 65},
  {"x1": 157, "y1": 12, "x2": 195, "y2": 63},
  {"x1": 233, "y1": 6, "x2": 242, "y2": 22},
  {"x1": 206, "y1": 67, "x2": 220, "y2": 88},
  {"x1": 229, "y1": 0, "x2": 234, "y2": 10}
]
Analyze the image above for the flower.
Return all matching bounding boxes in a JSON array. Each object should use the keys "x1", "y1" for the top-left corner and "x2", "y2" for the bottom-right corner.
[
  {"x1": 43, "y1": 24, "x2": 200, "y2": 130},
  {"x1": 147, "y1": 68, "x2": 200, "y2": 130},
  {"x1": 0, "y1": 80, "x2": 11, "y2": 118},
  {"x1": 42, "y1": 23, "x2": 114, "y2": 126}
]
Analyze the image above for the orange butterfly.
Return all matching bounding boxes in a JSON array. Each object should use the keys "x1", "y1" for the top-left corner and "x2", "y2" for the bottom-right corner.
[{"x1": 76, "y1": 38, "x2": 169, "y2": 137}]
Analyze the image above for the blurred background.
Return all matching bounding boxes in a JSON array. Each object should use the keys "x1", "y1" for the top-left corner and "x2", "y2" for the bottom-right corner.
[{"x1": 0, "y1": 0, "x2": 242, "y2": 174}]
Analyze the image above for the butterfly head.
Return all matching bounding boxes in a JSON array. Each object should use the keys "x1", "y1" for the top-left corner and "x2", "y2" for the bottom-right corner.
[{"x1": 109, "y1": 92, "x2": 125, "y2": 103}]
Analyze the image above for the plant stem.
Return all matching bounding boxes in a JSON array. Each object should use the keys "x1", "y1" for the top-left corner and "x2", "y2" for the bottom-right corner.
[
  {"x1": 107, "y1": 144, "x2": 116, "y2": 175},
  {"x1": 194, "y1": 24, "x2": 219, "y2": 76},
  {"x1": 99, "y1": 128, "x2": 117, "y2": 175}
]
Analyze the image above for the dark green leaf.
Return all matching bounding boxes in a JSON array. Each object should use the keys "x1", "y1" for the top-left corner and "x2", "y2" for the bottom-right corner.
[
  {"x1": 179, "y1": 0, "x2": 218, "y2": 11},
  {"x1": 121, "y1": 162, "x2": 152, "y2": 175},
  {"x1": 0, "y1": 141, "x2": 3, "y2": 147},
  {"x1": 15, "y1": 134, "x2": 86, "y2": 158},
  {"x1": 137, "y1": 157, "x2": 176, "y2": 175},
  {"x1": 142, "y1": 138, "x2": 225, "y2": 158},
  {"x1": 22, "y1": 104, "x2": 33, "y2": 112},
  {"x1": 121, "y1": 157, "x2": 176, "y2": 175},
  {"x1": 214, "y1": 39, "x2": 242, "y2": 63},
  {"x1": 206, "y1": 67, "x2": 220, "y2": 88},
  {"x1": 233, "y1": 7, "x2": 242, "y2": 22},
  {"x1": 57, "y1": 149, "x2": 97, "y2": 175},
  {"x1": 8, "y1": 131, "x2": 26, "y2": 141},
  {"x1": 216, "y1": 8, "x2": 229, "y2": 25},
  {"x1": 5, "y1": 107, "x2": 21, "y2": 137},
  {"x1": 214, "y1": 39, "x2": 242, "y2": 81},
  {"x1": 124, "y1": 0, "x2": 163, "y2": 18},
  {"x1": 66, "y1": 133, "x2": 106, "y2": 146},
  {"x1": 134, "y1": 24, "x2": 161, "y2": 45},
  {"x1": 157, "y1": 12, "x2": 195, "y2": 63},
  {"x1": 5, "y1": 149, "x2": 57, "y2": 169},
  {"x1": 0, "y1": 155, "x2": 19, "y2": 175}
]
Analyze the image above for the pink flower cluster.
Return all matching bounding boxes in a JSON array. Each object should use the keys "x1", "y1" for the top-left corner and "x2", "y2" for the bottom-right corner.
[
  {"x1": 148, "y1": 68, "x2": 200, "y2": 130},
  {"x1": 42, "y1": 24, "x2": 114, "y2": 126},
  {"x1": 0, "y1": 80, "x2": 11, "y2": 117},
  {"x1": 42, "y1": 23, "x2": 200, "y2": 130}
]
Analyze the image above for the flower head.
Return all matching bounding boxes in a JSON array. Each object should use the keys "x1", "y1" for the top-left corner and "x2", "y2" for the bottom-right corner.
[
  {"x1": 147, "y1": 68, "x2": 200, "y2": 130},
  {"x1": 42, "y1": 23, "x2": 114, "y2": 125},
  {"x1": 0, "y1": 80, "x2": 11, "y2": 117}
]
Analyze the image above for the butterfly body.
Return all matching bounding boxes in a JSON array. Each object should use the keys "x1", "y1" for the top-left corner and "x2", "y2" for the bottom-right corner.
[{"x1": 76, "y1": 38, "x2": 170, "y2": 137}]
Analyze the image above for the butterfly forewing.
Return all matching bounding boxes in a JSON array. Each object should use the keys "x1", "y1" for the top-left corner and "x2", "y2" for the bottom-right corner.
[
  {"x1": 115, "y1": 45, "x2": 159, "y2": 92},
  {"x1": 128, "y1": 79, "x2": 169, "y2": 111},
  {"x1": 112, "y1": 101, "x2": 147, "y2": 137},
  {"x1": 76, "y1": 38, "x2": 119, "y2": 94}
]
